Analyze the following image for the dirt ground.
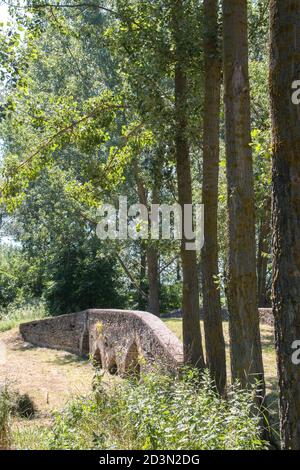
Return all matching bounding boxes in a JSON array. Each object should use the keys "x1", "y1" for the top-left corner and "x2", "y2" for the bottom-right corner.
[{"x1": 0, "y1": 328, "x2": 94, "y2": 417}]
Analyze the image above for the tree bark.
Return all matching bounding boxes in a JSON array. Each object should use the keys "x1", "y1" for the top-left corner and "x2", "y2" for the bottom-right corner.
[
  {"x1": 202, "y1": 0, "x2": 226, "y2": 394},
  {"x1": 270, "y1": 0, "x2": 300, "y2": 450},
  {"x1": 172, "y1": 0, "x2": 205, "y2": 369},
  {"x1": 223, "y1": 0, "x2": 265, "y2": 388}
]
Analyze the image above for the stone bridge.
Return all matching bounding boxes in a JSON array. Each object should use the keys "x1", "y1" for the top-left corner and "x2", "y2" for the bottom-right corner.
[{"x1": 19, "y1": 309, "x2": 183, "y2": 376}]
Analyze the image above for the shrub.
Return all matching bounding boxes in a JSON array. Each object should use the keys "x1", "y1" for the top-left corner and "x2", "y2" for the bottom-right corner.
[
  {"x1": 26, "y1": 369, "x2": 268, "y2": 450},
  {"x1": 12, "y1": 392, "x2": 36, "y2": 419}
]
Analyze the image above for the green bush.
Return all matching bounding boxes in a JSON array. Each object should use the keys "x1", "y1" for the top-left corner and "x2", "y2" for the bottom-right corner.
[
  {"x1": 18, "y1": 370, "x2": 268, "y2": 450},
  {"x1": 159, "y1": 282, "x2": 182, "y2": 315}
]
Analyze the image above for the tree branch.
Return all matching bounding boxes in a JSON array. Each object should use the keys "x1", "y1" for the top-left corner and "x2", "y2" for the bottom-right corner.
[
  {"x1": 115, "y1": 253, "x2": 148, "y2": 300},
  {"x1": 159, "y1": 255, "x2": 178, "y2": 275},
  {"x1": 2, "y1": 1, "x2": 117, "y2": 16},
  {"x1": 0, "y1": 102, "x2": 124, "y2": 196},
  {"x1": 77, "y1": 209, "x2": 148, "y2": 300}
]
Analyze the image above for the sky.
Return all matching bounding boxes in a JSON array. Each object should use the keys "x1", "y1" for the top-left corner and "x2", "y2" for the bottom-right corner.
[
  {"x1": 0, "y1": 2, "x2": 10, "y2": 160},
  {"x1": 0, "y1": 3, "x2": 9, "y2": 26}
]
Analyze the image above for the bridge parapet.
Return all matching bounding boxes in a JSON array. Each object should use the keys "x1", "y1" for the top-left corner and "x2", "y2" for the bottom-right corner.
[{"x1": 20, "y1": 309, "x2": 183, "y2": 375}]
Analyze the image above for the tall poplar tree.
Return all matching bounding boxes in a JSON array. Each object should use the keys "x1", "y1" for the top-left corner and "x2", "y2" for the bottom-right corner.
[
  {"x1": 172, "y1": 0, "x2": 205, "y2": 368},
  {"x1": 270, "y1": 0, "x2": 300, "y2": 450},
  {"x1": 222, "y1": 0, "x2": 264, "y2": 388},
  {"x1": 202, "y1": 0, "x2": 226, "y2": 394}
]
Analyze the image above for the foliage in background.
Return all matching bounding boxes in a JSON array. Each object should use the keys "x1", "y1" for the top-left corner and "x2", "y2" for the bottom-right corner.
[
  {"x1": 0, "y1": 1, "x2": 272, "y2": 316},
  {"x1": 0, "y1": 300, "x2": 46, "y2": 332}
]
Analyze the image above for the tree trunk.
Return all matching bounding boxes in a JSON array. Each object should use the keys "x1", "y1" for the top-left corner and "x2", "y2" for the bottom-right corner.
[
  {"x1": 202, "y1": 0, "x2": 226, "y2": 394},
  {"x1": 223, "y1": 0, "x2": 265, "y2": 388},
  {"x1": 133, "y1": 159, "x2": 160, "y2": 316},
  {"x1": 176, "y1": 259, "x2": 181, "y2": 282},
  {"x1": 146, "y1": 245, "x2": 160, "y2": 316},
  {"x1": 172, "y1": 0, "x2": 205, "y2": 369},
  {"x1": 139, "y1": 243, "x2": 147, "y2": 311},
  {"x1": 257, "y1": 198, "x2": 271, "y2": 308},
  {"x1": 270, "y1": 0, "x2": 300, "y2": 450}
]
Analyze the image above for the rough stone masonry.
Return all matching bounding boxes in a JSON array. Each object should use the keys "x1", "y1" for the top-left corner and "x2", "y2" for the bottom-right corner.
[{"x1": 19, "y1": 309, "x2": 183, "y2": 375}]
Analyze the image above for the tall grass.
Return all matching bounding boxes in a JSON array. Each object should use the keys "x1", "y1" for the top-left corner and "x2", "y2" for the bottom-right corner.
[
  {"x1": 0, "y1": 301, "x2": 47, "y2": 332},
  {"x1": 0, "y1": 385, "x2": 13, "y2": 450},
  {"x1": 0, "y1": 385, "x2": 37, "y2": 450},
  {"x1": 14, "y1": 369, "x2": 268, "y2": 450}
]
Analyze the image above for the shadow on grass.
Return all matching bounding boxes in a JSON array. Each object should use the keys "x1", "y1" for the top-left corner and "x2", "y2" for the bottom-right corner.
[
  {"x1": 265, "y1": 377, "x2": 280, "y2": 446},
  {"x1": 9, "y1": 337, "x2": 89, "y2": 366},
  {"x1": 10, "y1": 340, "x2": 37, "y2": 352},
  {"x1": 47, "y1": 353, "x2": 89, "y2": 366}
]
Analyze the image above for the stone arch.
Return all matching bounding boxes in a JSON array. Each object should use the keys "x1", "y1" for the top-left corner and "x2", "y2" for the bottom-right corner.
[
  {"x1": 92, "y1": 347, "x2": 102, "y2": 368},
  {"x1": 107, "y1": 354, "x2": 118, "y2": 375},
  {"x1": 124, "y1": 340, "x2": 141, "y2": 377},
  {"x1": 80, "y1": 328, "x2": 89, "y2": 356}
]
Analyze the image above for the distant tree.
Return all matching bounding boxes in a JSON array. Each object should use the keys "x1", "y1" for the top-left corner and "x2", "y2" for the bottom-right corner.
[
  {"x1": 257, "y1": 196, "x2": 271, "y2": 307},
  {"x1": 7, "y1": 169, "x2": 127, "y2": 314},
  {"x1": 132, "y1": 156, "x2": 160, "y2": 316}
]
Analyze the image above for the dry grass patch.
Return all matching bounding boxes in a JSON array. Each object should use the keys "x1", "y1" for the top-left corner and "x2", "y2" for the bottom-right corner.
[{"x1": 0, "y1": 328, "x2": 94, "y2": 413}]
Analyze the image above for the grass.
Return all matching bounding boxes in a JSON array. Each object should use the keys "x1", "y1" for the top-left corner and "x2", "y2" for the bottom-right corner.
[
  {"x1": 13, "y1": 423, "x2": 51, "y2": 450},
  {"x1": 0, "y1": 385, "x2": 12, "y2": 449},
  {"x1": 12, "y1": 369, "x2": 268, "y2": 450},
  {"x1": 0, "y1": 385, "x2": 37, "y2": 449},
  {"x1": 0, "y1": 301, "x2": 47, "y2": 332},
  {"x1": 164, "y1": 318, "x2": 279, "y2": 440},
  {"x1": 163, "y1": 319, "x2": 277, "y2": 390},
  {"x1": 0, "y1": 328, "x2": 94, "y2": 413}
]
